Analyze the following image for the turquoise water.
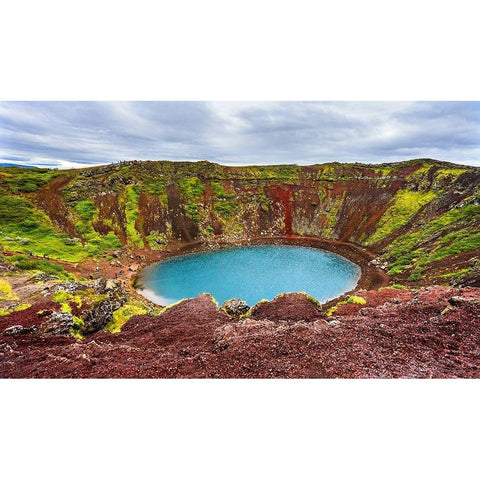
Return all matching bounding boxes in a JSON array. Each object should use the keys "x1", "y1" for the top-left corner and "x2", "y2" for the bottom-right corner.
[{"x1": 137, "y1": 245, "x2": 360, "y2": 306}]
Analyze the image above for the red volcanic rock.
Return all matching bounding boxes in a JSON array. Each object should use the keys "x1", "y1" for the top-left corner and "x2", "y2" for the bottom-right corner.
[
  {"x1": 1, "y1": 287, "x2": 480, "y2": 378},
  {"x1": 249, "y1": 292, "x2": 323, "y2": 324}
]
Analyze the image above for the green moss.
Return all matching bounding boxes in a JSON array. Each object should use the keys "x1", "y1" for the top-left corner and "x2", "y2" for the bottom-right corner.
[
  {"x1": 179, "y1": 177, "x2": 205, "y2": 202},
  {"x1": 438, "y1": 268, "x2": 471, "y2": 279},
  {"x1": 418, "y1": 230, "x2": 480, "y2": 265},
  {"x1": 6, "y1": 256, "x2": 73, "y2": 279},
  {"x1": 0, "y1": 302, "x2": 31, "y2": 316},
  {"x1": 104, "y1": 302, "x2": 148, "y2": 333},
  {"x1": 60, "y1": 302, "x2": 71, "y2": 313},
  {"x1": 158, "y1": 298, "x2": 186, "y2": 315},
  {"x1": 300, "y1": 291, "x2": 321, "y2": 307},
  {"x1": 384, "y1": 203, "x2": 480, "y2": 274},
  {"x1": 0, "y1": 190, "x2": 120, "y2": 262},
  {"x1": 0, "y1": 195, "x2": 87, "y2": 261},
  {"x1": 0, "y1": 168, "x2": 62, "y2": 194},
  {"x1": 347, "y1": 295, "x2": 366, "y2": 305},
  {"x1": 408, "y1": 268, "x2": 424, "y2": 281},
  {"x1": 15, "y1": 303, "x2": 31, "y2": 311},
  {"x1": 75, "y1": 200, "x2": 95, "y2": 222},
  {"x1": 325, "y1": 302, "x2": 345, "y2": 317},
  {"x1": 367, "y1": 189, "x2": 437, "y2": 244},
  {"x1": 124, "y1": 185, "x2": 144, "y2": 248},
  {"x1": 0, "y1": 279, "x2": 18, "y2": 300},
  {"x1": 71, "y1": 315, "x2": 85, "y2": 338},
  {"x1": 434, "y1": 168, "x2": 468, "y2": 186},
  {"x1": 202, "y1": 225, "x2": 215, "y2": 237},
  {"x1": 144, "y1": 178, "x2": 168, "y2": 203},
  {"x1": 178, "y1": 177, "x2": 205, "y2": 223},
  {"x1": 145, "y1": 232, "x2": 168, "y2": 250},
  {"x1": 53, "y1": 289, "x2": 82, "y2": 307},
  {"x1": 247, "y1": 165, "x2": 299, "y2": 181},
  {"x1": 214, "y1": 200, "x2": 237, "y2": 219}
]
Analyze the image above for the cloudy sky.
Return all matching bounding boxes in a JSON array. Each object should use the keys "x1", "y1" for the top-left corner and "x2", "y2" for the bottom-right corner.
[{"x1": 0, "y1": 101, "x2": 479, "y2": 168}]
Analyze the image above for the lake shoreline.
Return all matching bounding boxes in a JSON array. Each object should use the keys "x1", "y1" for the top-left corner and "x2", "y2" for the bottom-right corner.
[{"x1": 132, "y1": 235, "x2": 389, "y2": 306}]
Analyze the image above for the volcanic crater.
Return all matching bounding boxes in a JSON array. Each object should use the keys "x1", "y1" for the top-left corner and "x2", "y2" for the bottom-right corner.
[{"x1": 1, "y1": 158, "x2": 479, "y2": 377}]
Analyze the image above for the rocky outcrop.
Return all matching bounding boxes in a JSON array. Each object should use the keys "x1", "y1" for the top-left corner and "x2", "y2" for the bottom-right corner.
[
  {"x1": 248, "y1": 292, "x2": 322, "y2": 324},
  {"x1": 82, "y1": 280, "x2": 127, "y2": 334},
  {"x1": 3, "y1": 325, "x2": 36, "y2": 336},
  {"x1": 52, "y1": 281, "x2": 87, "y2": 294},
  {"x1": 38, "y1": 312, "x2": 74, "y2": 335},
  {"x1": 221, "y1": 299, "x2": 250, "y2": 317}
]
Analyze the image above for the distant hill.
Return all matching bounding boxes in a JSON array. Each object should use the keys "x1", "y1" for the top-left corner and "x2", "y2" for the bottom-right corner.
[{"x1": 0, "y1": 163, "x2": 36, "y2": 169}]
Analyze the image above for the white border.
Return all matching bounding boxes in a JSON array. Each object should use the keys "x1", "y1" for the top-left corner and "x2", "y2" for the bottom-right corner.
[{"x1": 1, "y1": 1, "x2": 479, "y2": 479}]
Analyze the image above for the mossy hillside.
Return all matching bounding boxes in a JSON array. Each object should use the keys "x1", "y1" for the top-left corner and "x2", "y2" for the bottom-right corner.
[
  {"x1": 6, "y1": 255, "x2": 73, "y2": 279},
  {"x1": 384, "y1": 201, "x2": 480, "y2": 276},
  {"x1": 210, "y1": 181, "x2": 238, "y2": 220},
  {"x1": 122, "y1": 185, "x2": 144, "y2": 248},
  {"x1": 0, "y1": 167, "x2": 62, "y2": 194},
  {"x1": 178, "y1": 176, "x2": 205, "y2": 223},
  {"x1": 245, "y1": 165, "x2": 300, "y2": 182},
  {"x1": 366, "y1": 189, "x2": 437, "y2": 245},
  {"x1": 73, "y1": 199, "x2": 123, "y2": 255},
  {"x1": 0, "y1": 194, "x2": 88, "y2": 262}
]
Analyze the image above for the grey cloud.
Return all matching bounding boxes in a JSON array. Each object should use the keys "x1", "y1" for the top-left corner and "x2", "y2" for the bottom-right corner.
[{"x1": 0, "y1": 101, "x2": 478, "y2": 168}]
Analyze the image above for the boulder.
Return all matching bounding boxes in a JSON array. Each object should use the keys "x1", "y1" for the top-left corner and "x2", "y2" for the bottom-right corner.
[
  {"x1": 448, "y1": 296, "x2": 467, "y2": 307},
  {"x1": 82, "y1": 282, "x2": 127, "y2": 334},
  {"x1": 3, "y1": 325, "x2": 36, "y2": 336},
  {"x1": 38, "y1": 312, "x2": 74, "y2": 335},
  {"x1": 52, "y1": 281, "x2": 87, "y2": 293},
  {"x1": 222, "y1": 299, "x2": 250, "y2": 316}
]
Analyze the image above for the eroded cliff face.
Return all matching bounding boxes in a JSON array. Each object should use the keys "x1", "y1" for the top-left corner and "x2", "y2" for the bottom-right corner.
[{"x1": 1, "y1": 159, "x2": 479, "y2": 285}]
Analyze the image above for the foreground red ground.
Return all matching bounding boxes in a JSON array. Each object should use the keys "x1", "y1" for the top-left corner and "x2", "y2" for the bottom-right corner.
[{"x1": 1, "y1": 286, "x2": 479, "y2": 378}]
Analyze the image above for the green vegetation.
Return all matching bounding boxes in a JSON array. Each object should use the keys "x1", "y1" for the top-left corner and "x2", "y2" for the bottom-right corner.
[
  {"x1": 0, "y1": 195, "x2": 82, "y2": 261},
  {"x1": 6, "y1": 255, "x2": 72, "y2": 279},
  {"x1": 73, "y1": 199, "x2": 122, "y2": 255},
  {"x1": 385, "y1": 202, "x2": 480, "y2": 275},
  {"x1": 434, "y1": 168, "x2": 468, "y2": 185},
  {"x1": 71, "y1": 315, "x2": 85, "y2": 338},
  {"x1": 324, "y1": 295, "x2": 366, "y2": 316},
  {"x1": 0, "y1": 193, "x2": 121, "y2": 261},
  {"x1": 178, "y1": 177, "x2": 205, "y2": 223},
  {"x1": 247, "y1": 165, "x2": 299, "y2": 181},
  {"x1": 0, "y1": 279, "x2": 18, "y2": 300},
  {"x1": 105, "y1": 301, "x2": 148, "y2": 333},
  {"x1": 123, "y1": 185, "x2": 144, "y2": 248},
  {"x1": 145, "y1": 232, "x2": 168, "y2": 250},
  {"x1": 144, "y1": 178, "x2": 168, "y2": 203},
  {"x1": 0, "y1": 168, "x2": 61, "y2": 194},
  {"x1": 437, "y1": 268, "x2": 472, "y2": 279},
  {"x1": 408, "y1": 268, "x2": 424, "y2": 282},
  {"x1": 0, "y1": 303, "x2": 31, "y2": 316},
  {"x1": 211, "y1": 182, "x2": 238, "y2": 220},
  {"x1": 53, "y1": 289, "x2": 82, "y2": 307},
  {"x1": 347, "y1": 295, "x2": 367, "y2": 305},
  {"x1": 367, "y1": 189, "x2": 437, "y2": 244}
]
